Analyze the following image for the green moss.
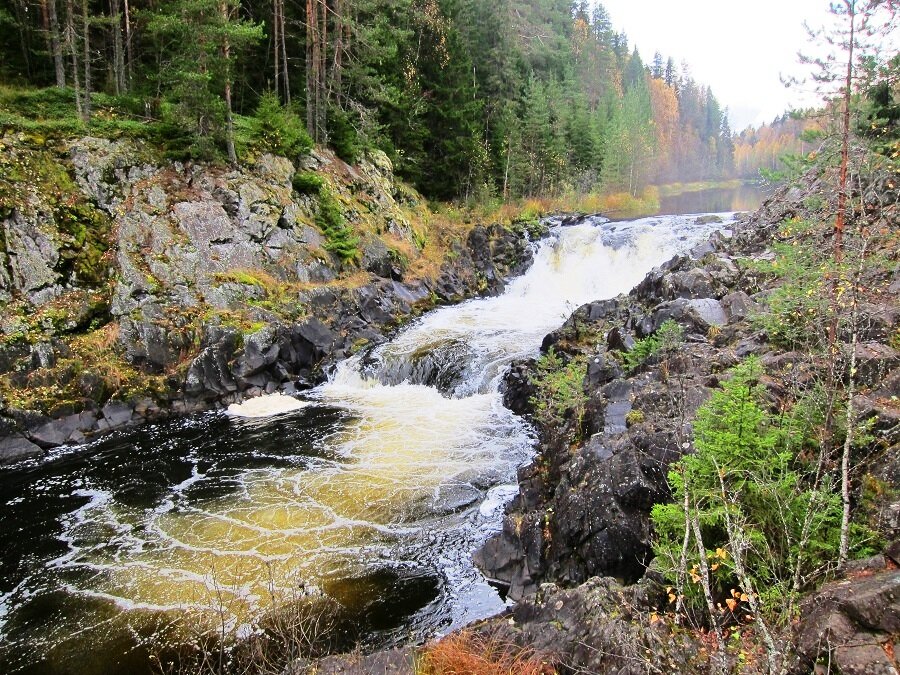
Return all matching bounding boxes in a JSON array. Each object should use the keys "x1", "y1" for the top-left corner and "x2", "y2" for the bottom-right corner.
[
  {"x1": 625, "y1": 409, "x2": 645, "y2": 427},
  {"x1": 215, "y1": 269, "x2": 271, "y2": 288}
]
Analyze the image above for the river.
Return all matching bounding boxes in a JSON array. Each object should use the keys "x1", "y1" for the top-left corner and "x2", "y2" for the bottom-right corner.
[{"x1": 0, "y1": 193, "x2": 758, "y2": 674}]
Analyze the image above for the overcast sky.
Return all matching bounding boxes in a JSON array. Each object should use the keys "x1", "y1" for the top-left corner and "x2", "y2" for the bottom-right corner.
[{"x1": 598, "y1": 0, "x2": 835, "y2": 130}]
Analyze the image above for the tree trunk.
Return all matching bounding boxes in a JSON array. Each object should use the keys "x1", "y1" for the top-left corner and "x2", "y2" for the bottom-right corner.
[
  {"x1": 839, "y1": 235, "x2": 868, "y2": 567},
  {"x1": 305, "y1": 0, "x2": 317, "y2": 139},
  {"x1": 221, "y1": 1, "x2": 237, "y2": 164},
  {"x1": 317, "y1": 0, "x2": 328, "y2": 141},
  {"x1": 47, "y1": 0, "x2": 67, "y2": 86},
  {"x1": 279, "y1": 0, "x2": 290, "y2": 104},
  {"x1": 690, "y1": 511, "x2": 726, "y2": 675},
  {"x1": 713, "y1": 460, "x2": 780, "y2": 674},
  {"x1": 123, "y1": 0, "x2": 132, "y2": 88},
  {"x1": 834, "y1": 1, "x2": 855, "y2": 267},
  {"x1": 13, "y1": 0, "x2": 33, "y2": 80},
  {"x1": 330, "y1": 0, "x2": 343, "y2": 106},
  {"x1": 65, "y1": 0, "x2": 83, "y2": 118},
  {"x1": 274, "y1": 0, "x2": 280, "y2": 97},
  {"x1": 81, "y1": 0, "x2": 91, "y2": 122},
  {"x1": 111, "y1": 0, "x2": 126, "y2": 94}
]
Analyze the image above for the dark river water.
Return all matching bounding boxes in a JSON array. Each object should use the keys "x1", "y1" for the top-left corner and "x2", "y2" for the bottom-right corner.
[{"x1": 0, "y1": 194, "x2": 757, "y2": 674}]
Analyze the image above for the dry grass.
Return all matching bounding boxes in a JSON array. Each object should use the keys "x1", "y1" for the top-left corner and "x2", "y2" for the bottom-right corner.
[{"x1": 418, "y1": 631, "x2": 558, "y2": 675}]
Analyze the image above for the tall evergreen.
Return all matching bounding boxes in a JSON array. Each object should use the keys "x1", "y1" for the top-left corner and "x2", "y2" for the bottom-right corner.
[{"x1": 0, "y1": 0, "x2": 745, "y2": 199}]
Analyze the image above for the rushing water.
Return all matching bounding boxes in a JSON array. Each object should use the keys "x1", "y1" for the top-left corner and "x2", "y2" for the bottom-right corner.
[{"x1": 0, "y1": 211, "x2": 740, "y2": 674}]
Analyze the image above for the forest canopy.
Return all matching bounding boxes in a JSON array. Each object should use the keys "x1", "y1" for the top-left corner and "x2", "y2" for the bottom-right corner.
[{"x1": 2, "y1": 0, "x2": 895, "y2": 200}]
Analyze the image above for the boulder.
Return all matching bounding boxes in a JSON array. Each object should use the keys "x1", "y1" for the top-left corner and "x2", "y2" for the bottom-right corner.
[
  {"x1": 650, "y1": 298, "x2": 727, "y2": 334},
  {"x1": 0, "y1": 435, "x2": 44, "y2": 464},
  {"x1": 183, "y1": 329, "x2": 240, "y2": 400},
  {"x1": 794, "y1": 566, "x2": 900, "y2": 675},
  {"x1": 291, "y1": 319, "x2": 337, "y2": 369},
  {"x1": 584, "y1": 354, "x2": 622, "y2": 389},
  {"x1": 233, "y1": 325, "x2": 281, "y2": 379},
  {"x1": 720, "y1": 291, "x2": 758, "y2": 322},
  {"x1": 607, "y1": 327, "x2": 636, "y2": 353},
  {"x1": 853, "y1": 343, "x2": 900, "y2": 388}
]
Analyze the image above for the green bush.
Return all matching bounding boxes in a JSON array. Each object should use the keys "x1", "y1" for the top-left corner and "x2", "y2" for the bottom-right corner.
[
  {"x1": 749, "y1": 239, "x2": 831, "y2": 349},
  {"x1": 292, "y1": 171, "x2": 325, "y2": 195},
  {"x1": 315, "y1": 189, "x2": 358, "y2": 262},
  {"x1": 328, "y1": 106, "x2": 360, "y2": 164},
  {"x1": 621, "y1": 319, "x2": 684, "y2": 370},
  {"x1": 0, "y1": 85, "x2": 79, "y2": 119},
  {"x1": 651, "y1": 357, "x2": 843, "y2": 617},
  {"x1": 253, "y1": 92, "x2": 312, "y2": 158},
  {"x1": 529, "y1": 349, "x2": 588, "y2": 441}
]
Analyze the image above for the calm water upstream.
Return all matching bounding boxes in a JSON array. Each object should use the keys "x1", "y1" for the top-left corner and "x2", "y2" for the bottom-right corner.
[{"x1": 0, "y1": 195, "x2": 756, "y2": 673}]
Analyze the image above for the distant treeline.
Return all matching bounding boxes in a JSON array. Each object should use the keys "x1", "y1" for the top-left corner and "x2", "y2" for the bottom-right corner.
[{"x1": 2, "y1": 0, "x2": 893, "y2": 199}]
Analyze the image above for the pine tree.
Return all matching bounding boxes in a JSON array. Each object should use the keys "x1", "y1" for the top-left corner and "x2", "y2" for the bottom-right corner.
[{"x1": 145, "y1": 0, "x2": 263, "y2": 158}]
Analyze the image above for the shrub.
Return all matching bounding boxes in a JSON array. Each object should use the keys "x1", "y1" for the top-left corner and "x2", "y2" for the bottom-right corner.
[
  {"x1": 529, "y1": 349, "x2": 588, "y2": 441},
  {"x1": 292, "y1": 171, "x2": 325, "y2": 195},
  {"x1": 315, "y1": 189, "x2": 358, "y2": 262},
  {"x1": 621, "y1": 319, "x2": 684, "y2": 370},
  {"x1": 420, "y1": 631, "x2": 556, "y2": 675},
  {"x1": 253, "y1": 92, "x2": 313, "y2": 158},
  {"x1": 625, "y1": 409, "x2": 645, "y2": 427},
  {"x1": 749, "y1": 238, "x2": 831, "y2": 349},
  {"x1": 651, "y1": 357, "x2": 843, "y2": 618}
]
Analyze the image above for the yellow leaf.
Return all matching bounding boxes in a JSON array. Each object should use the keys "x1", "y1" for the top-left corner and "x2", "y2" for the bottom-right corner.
[
  {"x1": 668, "y1": 593, "x2": 677, "y2": 604},
  {"x1": 740, "y1": 593, "x2": 749, "y2": 602},
  {"x1": 711, "y1": 563, "x2": 720, "y2": 571}
]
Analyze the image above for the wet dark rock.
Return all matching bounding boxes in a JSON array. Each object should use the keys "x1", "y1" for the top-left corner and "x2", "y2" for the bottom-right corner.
[
  {"x1": 100, "y1": 401, "x2": 135, "y2": 428},
  {"x1": 292, "y1": 319, "x2": 337, "y2": 368},
  {"x1": 606, "y1": 326, "x2": 636, "y2": 353},
  {"x1": 29, "y1": 413, "x2": 85, "y2": 447},
  {"x1": 233, "y1": 325, "x2": 281, "y2": 379},
  {"x1": 793, "y1": 560, "x2": 900, "y2": 675},
  {"x1": 584, "y1": 354, "x2": 622, "y2": 389},
  {"x1": 501, "y1": 359, "x2": 537, "y2": 416},
  {"x1": 0, "y1": 435, "x2": 44, "y2": 464},
  {"x1": 184, "y1": 329, "x2": 240, "y2": 400}
]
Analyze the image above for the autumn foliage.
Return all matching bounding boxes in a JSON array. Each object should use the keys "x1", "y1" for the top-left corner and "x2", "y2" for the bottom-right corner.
[{"x1": 419, "y1": 631, "x2": 557, "y2": 675}]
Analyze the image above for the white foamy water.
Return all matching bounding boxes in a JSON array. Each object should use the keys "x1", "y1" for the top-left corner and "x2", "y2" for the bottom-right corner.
[
  {"x1": 0, "y1": 213, "x2": 733, "y2": 671},
  {"x1": 226, "y1": 393, "x2": 311, "y2": 418}
]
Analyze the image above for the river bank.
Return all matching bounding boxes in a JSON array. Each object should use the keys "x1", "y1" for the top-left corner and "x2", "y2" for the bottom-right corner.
[{"x1": 0, "y1": 135, "x2": 544, "y2": 461}]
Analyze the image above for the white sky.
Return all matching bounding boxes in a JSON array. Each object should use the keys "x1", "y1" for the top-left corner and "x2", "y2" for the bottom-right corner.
[{"x1": 597, "y1": 0, "x2": 836, "y2": 130}]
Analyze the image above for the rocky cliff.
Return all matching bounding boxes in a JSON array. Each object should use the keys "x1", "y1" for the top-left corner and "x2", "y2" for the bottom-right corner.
[{"x1": 0, "y1": 134, "x2": 536, "y2": 461}]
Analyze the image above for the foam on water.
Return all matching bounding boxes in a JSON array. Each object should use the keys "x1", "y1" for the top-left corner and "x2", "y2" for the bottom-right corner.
[{"x1": 225, "y1": 393, "x2": 311, "y2": 418}]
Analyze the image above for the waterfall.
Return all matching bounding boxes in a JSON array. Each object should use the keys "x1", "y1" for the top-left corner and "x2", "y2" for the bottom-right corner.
[{"x1": 0, "y1": 212, "x2": 735, "y2": 672}]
